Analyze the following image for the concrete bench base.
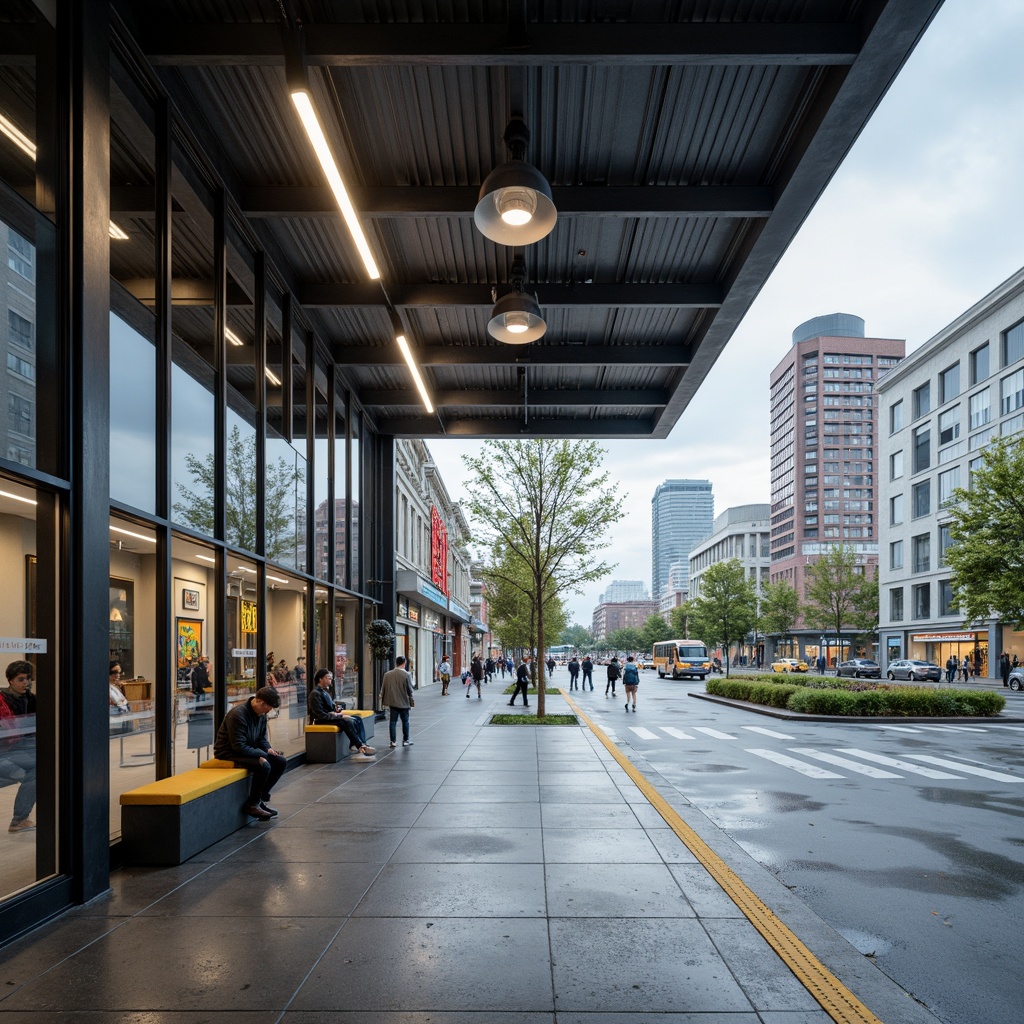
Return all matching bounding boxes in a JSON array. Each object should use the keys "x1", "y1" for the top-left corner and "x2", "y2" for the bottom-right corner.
[
  {"x1": 305, "y1": 712, "x2": 376, "y2": 763},
  {"x1": 119, "y1": 763, "x2": 251, "y2": 866}
]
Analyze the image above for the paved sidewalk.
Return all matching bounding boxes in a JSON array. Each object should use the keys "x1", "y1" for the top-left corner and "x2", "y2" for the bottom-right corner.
[{"x1": 0, "y1": 685, "x2": 943, "y2": 1023}]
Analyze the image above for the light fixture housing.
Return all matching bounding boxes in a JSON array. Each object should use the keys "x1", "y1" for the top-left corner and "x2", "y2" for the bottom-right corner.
[
  {"x1": 474, "y1": 119, "x2": 557, "y2": 246},
  {"x1": 391, "y1": 311, "x2": 434, "y2": 413},
  {"x1": 487, "y1": 258, "x2": 547, "y2": 344}
]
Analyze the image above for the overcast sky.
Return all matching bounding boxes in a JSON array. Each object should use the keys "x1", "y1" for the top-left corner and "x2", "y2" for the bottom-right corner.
[{"x1": 427, "y1": 0, "x2": 1024, "y2": 627}]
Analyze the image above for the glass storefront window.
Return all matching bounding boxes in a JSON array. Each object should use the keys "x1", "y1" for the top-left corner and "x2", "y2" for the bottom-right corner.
[
  {"x1": 334, "y1": 403, "x2": 348, "y2": 586},
  {"x1": 171, "y1": 359, "x2": 215, "y2": 532},
  {"x1": 0, "y1": 480, "x2": 58, "y2": 890},
  {"x1": 108, "y1": 514, "x2": 157, "y2": 838},
  {"x1": 265, "y1": 570, "x2": 307, "y2": 758},
  {"x1": 313, "y1": 393, "x2": 329, "y2": 579},
  {"x1": 109, "y1": 312, "x2": 156, "y2": 511},
  {"x1": 226, "y1": 555, "x2": 259, "y2": 717},
  {"x1": 351, "y1": 413, "x2": 361, "y2": 589},
  {"x1": 225, "y1": 405, "x2": 257, "y2": 551}
]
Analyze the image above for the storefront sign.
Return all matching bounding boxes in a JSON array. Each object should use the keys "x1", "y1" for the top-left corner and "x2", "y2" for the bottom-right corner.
[
  {"x1": 231, "y1": 648, "x2": 257, "y2": 658},
  {"x1": 408, "y1": 604, "x2": 420, "y2": 623},
  {"x1": 419, "y1": 578, "x2": 448, "y2": 607},
  {"x1": 0, "y1": 637, "x2": 47, "y2": 653},
  {"x1": 241, "y1": 600, "x2": 258, "y2": 634},
  {"x1": 398, "y1": 596, "x2": 409, "y2": 618},
  {"x1": 430, "y1": 506, "x2": 449, "y2": 596},
  {"x1": 422, "y1": 608, "x2": 441, "y2": 631},
  {"x1": 911, "y1": 631, "x2": 981, "y2": 643},
  {"x1": 448, "y1": 599, "x2": 468, "y2": 620}
]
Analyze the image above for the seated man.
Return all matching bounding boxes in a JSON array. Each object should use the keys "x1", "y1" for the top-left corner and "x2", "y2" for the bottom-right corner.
[
  {"x1": 213, "y1": 685, "x2": 286, "y2": 821},
  {"x1": 307, "y1": 668, "x2": 376, "y2": 757}
]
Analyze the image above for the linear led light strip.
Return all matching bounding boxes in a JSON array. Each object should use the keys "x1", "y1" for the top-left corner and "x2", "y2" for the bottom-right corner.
[
  {"x1": 225, "y1": 327, "x2": 281, "y2": 385},
  {"x1": 395, "y1": 332, "x2": 434, "y2": 413},
  {"x1": 1, "y1": 112, "x2": 128, "y2": 240},
  {"x1": 289, "y1": 91, "x2": 380, "y2": 281}
]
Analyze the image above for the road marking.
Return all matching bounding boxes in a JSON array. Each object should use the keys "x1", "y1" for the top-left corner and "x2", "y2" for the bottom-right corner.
[
  {"x1": 628, "y1": 726, "x2": 660, "y2": 739},
  {"x1": 693, "y1": 726, "x2": 735, "y2": 739},
  {"x1": 904, "y1": 754, "x2": 1023, "y2": 782},
  {"x1": 746, "y1": 748, "x2": 843, "y2": 778},
  {"x1": 917, "y1": 724, "x2": 988, "y2": 733},
  {"x1": 742, "y1": 725, "x2": 795, "y2": 739},
  {"x1": 873, "y1": 725, "x2": 923, "y2": 733},
  {"x1": 836, "y1": 748, "x2": 961, "y2": 779},
  {"x1": 661, "y1": 727, "x2": 695, "y2": 739},
  {"x1": 788, "y1": 748, "x2": 901, "y2": 778}
]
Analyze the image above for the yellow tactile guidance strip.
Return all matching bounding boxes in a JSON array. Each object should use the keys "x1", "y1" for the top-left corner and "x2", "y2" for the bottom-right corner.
[{"x1": 563, "y1": 691, "x2": 885, "y2": 1024}]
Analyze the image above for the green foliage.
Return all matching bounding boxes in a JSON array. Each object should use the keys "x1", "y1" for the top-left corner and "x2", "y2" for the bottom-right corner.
[
  {"x1": 174, "y1": 424, "x2": 304, "y2": 560},
  {"x1": 760, "y1": 580, "x2": 800, "y2": 637},
  {"x1": 668, "y1": 600, "x2": 695, "y2": 639},
  {"x1": 801, "y1": 545, "x2": 878, "y2": 649},
  {"x1": 606, "y1": 626, "x2": 644, "y2": 652},
  {"x1": 463, "y1": 439, "x2": 624, "y2": 717},
  {"x1": 640, "y1": 613, "x2": 673, "y2": 650},
  {"x1": 945, "y1": 436, "x2": 1024, "y2": 629},
  {"x1": 366, "y1": 619, "x2": 396, "y2": 661},
  {"x1": 687, "y1": 560, "x2": 756, "y2": 675},
  {"x1": 560, "y1": 624, "x2": 593, "y2": 649},
  {"x1": 705, "y1": 677, "x2": 798, "y2": 707},
  {"x1": 489, "y1": 713, "x2": 578, "y2": 726}
]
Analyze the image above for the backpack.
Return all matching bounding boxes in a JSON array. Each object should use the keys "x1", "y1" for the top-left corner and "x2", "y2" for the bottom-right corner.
[{"x1": 623, "y1": 663, "x2": 639, "y2": 685}]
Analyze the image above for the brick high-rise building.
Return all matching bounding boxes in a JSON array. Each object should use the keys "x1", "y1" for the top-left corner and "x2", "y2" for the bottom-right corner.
[{"x1": 769, "y1": 314, "x2": 904, "y2": 661}]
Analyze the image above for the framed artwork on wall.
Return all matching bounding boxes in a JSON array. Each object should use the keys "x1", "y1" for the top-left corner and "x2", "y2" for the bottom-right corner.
[
  {"x1": 176, "y1": 618, "x2": 202, "y2": 669},
  {"x1": 182, "y1": 588, "x2": 200, "y2": 611},
  {"x1": 110, "y1": 577, "x2": 135, "y2": 678}
]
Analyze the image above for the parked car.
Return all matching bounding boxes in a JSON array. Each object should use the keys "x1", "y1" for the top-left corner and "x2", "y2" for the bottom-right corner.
[
  {"x1": 1008, "y1": 666, "x2": 1024, "y2": 691},
  {"x1": 836, "y1": 658, "x2": 882, "y2": 679},
  {"x1": 887, "y1": 659, "x2": 942, "y2": 682},
  {"x1": 771, "y1": 657, "x2": 808, "y2": 673}
]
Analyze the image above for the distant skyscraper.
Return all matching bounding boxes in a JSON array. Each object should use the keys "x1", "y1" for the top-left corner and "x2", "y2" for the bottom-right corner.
[
  {"x1": 599, "y1": 580, "x2": 649, "y2": 604},
  {"x1": 651, "y1": 480, "x2": 714, "y2": 601}
]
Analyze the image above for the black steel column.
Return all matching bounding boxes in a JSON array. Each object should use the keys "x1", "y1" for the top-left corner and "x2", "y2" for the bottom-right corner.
[{"x1": 66, "y1": 0, "x2": 111, "y2": 903}]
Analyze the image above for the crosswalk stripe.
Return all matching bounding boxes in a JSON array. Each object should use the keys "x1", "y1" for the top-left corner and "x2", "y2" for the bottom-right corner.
[
  {"x1": 873, "y1": 725, "x2": 923, "y2": 733},
  {"x1": 788, "y1": 747, "x2": 901, "y2": 778},
  {"x1": 693, "y1": 727, "x2": 735, "y2": 740},
  {"x1": 742, "y1": 725, "x2": 794, "y2": 739},
  {"x1": 661, "y1": 727, "x2": 695, "y2": 739},
  {"x1": 746, "y1": 748, "x2": 843, "y2": 778},
  {"x1": 836, "y1": 748, "x2": 961, "y2": 779},
  {"x1": 628, "y1": 726, "x2": 660, "y2": 740},
  {"x1": 904, "y1": 754, "x2": 1024, "y2": 782},
  {"x1": 918, "y1": 724, "x2": 988, "y2": 733}
]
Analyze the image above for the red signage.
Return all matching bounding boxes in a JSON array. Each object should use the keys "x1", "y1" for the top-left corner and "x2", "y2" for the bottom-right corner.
[{"x1": 430, "y1": 506, "x2": 448, "y2": 596}]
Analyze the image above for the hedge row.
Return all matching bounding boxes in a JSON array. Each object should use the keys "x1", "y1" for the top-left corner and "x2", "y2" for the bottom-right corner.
[{"x1": 706, "y1": 676, "x2": 1004, "y2": 717}]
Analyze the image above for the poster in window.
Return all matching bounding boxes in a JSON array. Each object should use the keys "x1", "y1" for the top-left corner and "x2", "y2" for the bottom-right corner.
[{"x1": 176, "y1": 618, "x2": 202, "y2": 668}]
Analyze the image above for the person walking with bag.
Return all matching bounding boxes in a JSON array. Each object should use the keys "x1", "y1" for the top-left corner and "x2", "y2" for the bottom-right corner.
[
  {"x1": 469, "y1": 654, "x2": 484, "y2": 699},
  {"x1": 380, "y1": 656, "x2": 415, "y2": 747},
  {"x1": 508, "y1": 654, "x2": 532, "y2": 707},
  {"x1": 438, "y1": 656, "x2": 452, "y2": 696},
  {"x1": 605, "y1": 656, "x2": 621, "y2": 697},
  {"x1": 567, "y1": 655, "x2": 580, "y2": 690},
  {"x1": 581, "y1": 654, "x2": 594, "y2": 691},
  {"x1": 622, "y1": 655, "x2": 640, "y2": 712}
]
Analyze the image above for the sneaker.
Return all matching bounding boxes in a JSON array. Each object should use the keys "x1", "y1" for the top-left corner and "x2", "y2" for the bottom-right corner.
[
  {"x1": 243, "y1": 804, "x2": 273, "y2": 821},
  {"x1": 8, "y1": 818, "x2": 35, "y2": 833},
  {"x1": 466, "y1": 692, "x2": 471, "y2": 698},
  {"x1": 632, "y1": 705, "x2": 637, "y2": 712},
  {"x1": 259, "y1": 801, "x2": 279, "y2": 817},
  {"x1": 402, "y1": 740, "x2": 414, "y2": 746},
  {"x1": 360, "y1": 745, "x2": 376, "y2": 755},
  {"x1": 625, "y1": 702, "x2": 629, "y2": 711},
  {"x1": 349, "y1": 745, "x2": 360, "y2": 752},
  {"x1": 351, "y1": 753, "x2": 376, "y2": 761}
]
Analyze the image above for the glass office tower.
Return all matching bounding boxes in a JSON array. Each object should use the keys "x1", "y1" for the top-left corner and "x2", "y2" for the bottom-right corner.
[{"x1": 651, "y1": 480, "x2": 714, "y2": 604}]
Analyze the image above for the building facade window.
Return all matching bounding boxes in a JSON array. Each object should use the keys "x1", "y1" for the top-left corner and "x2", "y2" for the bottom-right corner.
[
  {"x1": 912, "y1": 382, "x2": 930, "y2": 419},
  {"x1": 939, "y1": 579, "x2": 956, "y2": 617},
  {"x1": 913, "y1": 583, "x2": 930, "y2": 619},
  {"x1": 890, "y1": 450, "x2": 903, "y2": 480},
  {"x1": 969, "y1": 388, "x2": 991, "y2": 429},
  {"x1": 937, "y1": 407, "x2": 960, "y2": 446},
  {"x1": 912, "y1": 480, "x2": 930, "y2": 519},
  {"x1": 890, "y1": 587, "x2": 904, "y2": 621},
  {"x1": 939, "y1": 362, "x2": 960, "y2": 403},
  {"x1": 890, "y1": 493, "x2": 904, "y2": 526},
  {"x1": 938, "y1": 523, "x2": 953, "y2": 566},
  {"x1": 7, "y1": 309, "x2": 34, "y2": 349},
  {"x1": 938, "y1": 466, "x2": 960, "y2": 506},
  {"x1": 890, "y1": 399, "x2": 903, "y2": 433},
  {"x1": 912, "y1": 533, "x2": 930, "y2": 573},
  {"x1": 1000, "y1": 367, "x2": 1024, "y2": 415},
  {"x1": 1002, "y1": 320, "x2": 1024, "y2": 366},
  {"x1": 912, "y1": 425, "x2": 930, "y2": 473},
  {"x1": 890, "y1": 539, "x2": 904, "y2": 569},
  {"x1": 970, "y1": 342, "x2": 989, "y2": 384}
]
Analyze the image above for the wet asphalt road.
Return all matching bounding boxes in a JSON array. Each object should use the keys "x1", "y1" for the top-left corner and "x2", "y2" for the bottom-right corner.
[{"x1": 572, "y1": 670, "x2": 1024, "y2": 1024}]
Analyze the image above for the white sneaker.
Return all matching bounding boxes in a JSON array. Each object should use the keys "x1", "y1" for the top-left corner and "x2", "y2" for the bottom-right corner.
[
  {"x1": 402, "y1": 740, "x2": 414, "y2": 746},
  {"x1": 389, "y1": 741, "x2": 396, "y2": 748}
]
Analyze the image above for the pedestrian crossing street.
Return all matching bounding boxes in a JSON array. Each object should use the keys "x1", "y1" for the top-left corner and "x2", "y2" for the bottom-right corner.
[{"x1": 599, "y1": 722, "x2": 1024, "y2": 784}]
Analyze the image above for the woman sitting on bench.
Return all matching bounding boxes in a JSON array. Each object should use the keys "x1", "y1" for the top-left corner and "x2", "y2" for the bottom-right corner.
[{"x1": 307, "y1": 669, "x2": 376, "y2": 757}]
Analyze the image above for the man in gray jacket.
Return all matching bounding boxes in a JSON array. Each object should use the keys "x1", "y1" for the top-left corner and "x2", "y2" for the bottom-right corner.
[{"x1": 380, "y1": 656, "x2": 415, "y2": 748}]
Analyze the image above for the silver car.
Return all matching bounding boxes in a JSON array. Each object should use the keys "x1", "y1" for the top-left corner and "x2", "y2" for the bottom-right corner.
[{"x1": 886, "y1": 659, "x2": 942, "y2": 682}]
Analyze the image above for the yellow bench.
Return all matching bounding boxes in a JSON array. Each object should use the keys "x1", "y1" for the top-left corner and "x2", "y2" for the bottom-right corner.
[
  {"x1": 305, "y1": 710, "x2": 376, "y2": 762},
  {"x1": 119, "y1": 760, "x2": 251, "y2": 865}
]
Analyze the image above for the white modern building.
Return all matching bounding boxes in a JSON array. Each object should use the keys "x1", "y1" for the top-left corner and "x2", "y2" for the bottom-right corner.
[
  {"x1": 689, "y1": 504, "x2": 772, "y2": 598},
  {"x1": 877, "y1": 266, "x2": 1024, "y2": 677},
  {"x1": 600, "y1": 580, "x2": 649, "y2": 603}
]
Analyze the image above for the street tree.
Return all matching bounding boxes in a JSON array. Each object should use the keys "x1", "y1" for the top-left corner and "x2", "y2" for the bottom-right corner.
[
  {"x1": 560, "y1": 624, "x2": 593, "y2": 651},
  {"x1": 486, "y1": 552, "x2": 567, "y2": 657},
  {"x1": 760, "y1": 579, "x2": 800, "y2": 655},
  {"x1": 641, "y1": 613, "x2": 673, "y2": 652},
  {"x1": 463, "y1": 439, "x2": 623, "y2": 715},
  {"x1": 669, "y1": 600, "x2": 696, "y2": 639},
  {"x1": 945, "y1": 436, "x2": 1024, "y2": 629},
  {"x1": 606, "y1": 626, "x2": 644, "y2": 653},
  {"x1": 801, "y1": 545, "x2": 876, "y2": 660},
  {"x1": 174, "y1": 424, "x2": 304, "y2": 562},
  {"x1": 687, "y1": 560, "x2": 756, "y2": 676}
]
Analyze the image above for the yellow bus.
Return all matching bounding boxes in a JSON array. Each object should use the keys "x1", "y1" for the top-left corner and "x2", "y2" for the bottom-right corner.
[{"x1": 652, "y1": 639, "x2": 712, "y2": 680}]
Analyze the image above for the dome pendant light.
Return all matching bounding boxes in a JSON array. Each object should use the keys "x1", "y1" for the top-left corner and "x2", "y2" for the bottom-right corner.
[
  {"x1": 487, "y1": 259, "x2": 547, "y2": 345},
  {"x1": 474, "y1": 118, "x2": 557, "y2": 246}
]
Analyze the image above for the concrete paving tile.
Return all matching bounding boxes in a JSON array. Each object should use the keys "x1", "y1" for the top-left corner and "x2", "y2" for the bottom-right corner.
[
  {"x1": 549, "y1": 918, "x2": 753, "y2": 1013},
  {"x1": 67, "y1": 862, "x2": 214, "y2": 918},
  {"x1": 645, "y1": 829, "x2": 701, "y2": 865},
  {"x1": 756, "y1": 1013, "x2": 835, "y2": 1024},
  {"x1": 140, "y1": 860, "x2": 382, "y2": 919},
  {"x1": 669, "y1": 864, "x2": 746, "y2": 917},
  {"x1": 0, "y1": 916, "x2": 342, "y2": 1012},
  {"x1": 413, "y1": 801, "x2": 542, "y2": 828},
  {"x1": 0, "y1": 1014, "x2": 282, "y2": 1023},
  {"x1": 285, "y1": 1014, "x2": 557, "y2": 1024},
  {"x1": 540, "y1": 803, "x2": 648, "y2": 828},
  {"x1": 704, "y1": 918, "x2": 821, "y2": 1012},
  {"x1": 543, "y1": 827, "x2": 665, "y2": 863},
  {"x1": 429, "y1": 784, "x2": 538, "y2": 803},
  {"x1": 390, "y1": 826, "x2": 544, "y2": 863},
  {"x1": 280, "y1": 801, "x2": 426, "y2": 827},
  {"x1": 291, "y1": 918, "x2": 553, "y2": 1012},
  {"x1": 545, "y1": 862, "x2": 695, "y2": 918},
  {"x1": 556, "y1": 1015, "x2": 762, "y2": 1024},
  {"x1": 317, "y1": 782, "x2": 443, "y2": 803},
  {"x1": 540, "y1": 785, "x2": 626, "y2": 804},
  {"x1": 228, "y1": 825, "x2": 410, "y2": 864},
  {"x1": 353, "y1": 862, "x2": 546, "y2": 917}
]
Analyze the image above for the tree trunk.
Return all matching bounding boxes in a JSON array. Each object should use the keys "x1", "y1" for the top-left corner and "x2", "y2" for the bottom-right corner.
[{"x1": 536, "y1": 583, "x2": 546, "y2": 717}]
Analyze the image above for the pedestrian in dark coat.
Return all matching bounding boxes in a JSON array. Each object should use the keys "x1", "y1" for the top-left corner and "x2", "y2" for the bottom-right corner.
[
  {"x1": 581, "y1": 655, "x2": 594, "y2": 690},
  {"x1": 567, "y1": 656, "x2": 580, "y2": 690}
]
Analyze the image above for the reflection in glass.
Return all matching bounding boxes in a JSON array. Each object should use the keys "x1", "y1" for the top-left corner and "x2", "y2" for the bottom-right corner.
[
  {"x1": 225, "y1": 408, "x2": 257, "y2": 551},
  {"x1": 351, "y1": 418, "x2": 361, "y2": 588},
  {"x1": 171, "y1": 362, "x2": 215, "y2": 534},
  {"x1": 333, "y1": 409, "x2": 347, "y2": 586},
  {"x1": 266, "y1": 430, "x2": 305, "y2": 569},
  {"x1": 109, "y1": 314, "x2": 156, "y2": 511},
  {"x1": 313, "y1": 400, "x2": 329, "y2": 579},
  {"x1": 2, "y1": 223, "x2": 37, "y2": 468}
]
